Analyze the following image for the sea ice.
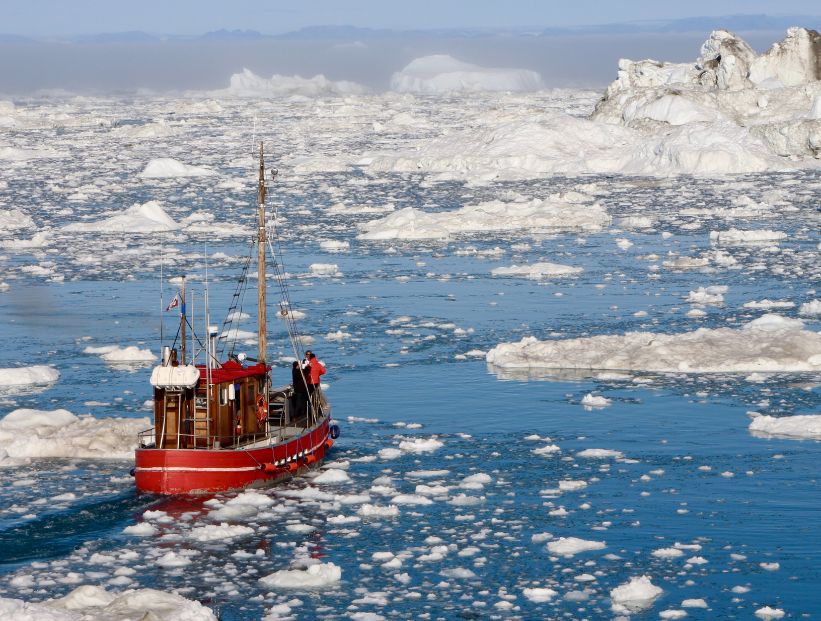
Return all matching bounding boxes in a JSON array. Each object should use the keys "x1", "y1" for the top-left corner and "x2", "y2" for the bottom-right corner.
[
  {"x1": 580, "y1": 394, "x2": 612, "y2": 409},
  {"x1": 357, "y1": 196, "x2": 609, "y2": 241},
  {"x1": 188, "y1": 522, "x2": 254, "y2": 542},
  {"x1": 576, "y1": 448, "x2": 624, "y2": 459},
  {"x1": 398, "y1": 437, "x2": 443, "y2": 453},
  {"x1": 391, "y1": 55, "x2": 543, "y2": 94},
  {"x1": 487, "y1": 314, "x2": 821, "y2": 373},
  {"x1": 0, "y1": 584, "x2": 218, "y2": 620},
  {"x1": 0, "y1": 365, "x2": 59, "y2": 388},
  {"x1": 258, "y1": 562, "x2": 342, "y2": 588},
  {"x1": 522, "y1": 587, "x2": 558, "y2": 602},
  {"x1": 314, "y1": 469, "x2": 352, "y2": 484},
  {"x1": 64, "y1": 201, "x2": 179, "y2": 234},
  {"x1": 491, "y1": 262, "x2": 583, "y2": 279},
  {"x1": 546, "y1": 537, "x2": 606, "y2": 557},
  {"x1": 138, "y1": 158, "x2": 215, "y2": 178},
  {"x1": 610, "y1": 575, "x2": 663, "y2": 612},
  {"x1": 755, "y1": 606, "x2": 786, "y2": 620},
  {"x1": 0, "y1": 409, "x2": 148, "y2": 464},
  {"x1": 748, "y1": 414, "x2": 821, "y2": 440},
  {"x1": 217, "y1": 68, "x2": 365, "y2": 97}
]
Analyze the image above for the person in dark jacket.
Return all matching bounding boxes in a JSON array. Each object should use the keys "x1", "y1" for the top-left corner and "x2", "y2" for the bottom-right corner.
[{"x1": 291, "y1": 360, "x2": 309, "y2": 419}]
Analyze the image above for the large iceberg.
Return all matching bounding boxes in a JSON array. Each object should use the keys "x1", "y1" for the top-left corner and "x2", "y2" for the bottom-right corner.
[
  {"x1": 391, "y1": 55, "x2": 543, "y2": 93},
  {"x1": 486, "y1": 314, "x2": 821, "y2": 374},
  {"x1": 593, "y1": 27, "x2": 821, "y2": 160},
  {"x1": 217, "y1": 68, "x2": 365, "y2": 97}
]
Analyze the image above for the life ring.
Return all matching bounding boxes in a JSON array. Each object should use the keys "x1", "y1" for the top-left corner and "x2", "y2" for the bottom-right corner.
[{"x1": 256, "y1": 394, "x2": 268, "y2": 422}]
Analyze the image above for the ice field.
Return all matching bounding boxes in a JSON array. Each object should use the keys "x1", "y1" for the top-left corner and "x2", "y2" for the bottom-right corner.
[{"x1": 0, "y1": 28, "x2": 820, "y2": 620}]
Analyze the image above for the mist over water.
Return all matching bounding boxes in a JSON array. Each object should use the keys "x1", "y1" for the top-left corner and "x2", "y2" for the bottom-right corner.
[{"x1": 0, "y1": 31, "x2": 788, "y2": 95}]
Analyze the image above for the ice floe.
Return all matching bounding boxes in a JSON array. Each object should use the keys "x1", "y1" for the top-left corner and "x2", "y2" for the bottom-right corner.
[
  {"x1": 487, "y1": 314, "x2": 821, "y2": 374},
  {"x1": 357, "y1": 195, "x2": 609, "y2": 241},
  {"x1": 138, "y1": 158, "x2": 215, "y2": 179},
  {"x1": 546, "y1": 537, "x2": 606, "y2": 557},
  {"x1": 0, "y1": 585, "x2": 217, "y2": 620},
  {"x1": 63, "y1": 201, "x2": 179, "y2": 234},
  {"x1": 258, "y1": 562, "x2": 342, "y2": 588},
  {"x1": 491, "y1": 262, "x2": 583, "y2": 279},
  {"x1": 610, "y1": 575, "x2": 663, "y2": 612},
  {"x1": 0, "y1": 409, "x2": 148, "y2": 465},
  {"x1": 748, "y1": 413, "x2": 821, "y2": 440},
  {"x1": 0, "y1": 365, "x2": 59, "y2": 388}
]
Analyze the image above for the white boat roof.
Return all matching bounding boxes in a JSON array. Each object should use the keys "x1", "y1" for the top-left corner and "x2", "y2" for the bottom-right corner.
[{"x1": 150, "y1": 364, "x2": 200, "y2": 389}]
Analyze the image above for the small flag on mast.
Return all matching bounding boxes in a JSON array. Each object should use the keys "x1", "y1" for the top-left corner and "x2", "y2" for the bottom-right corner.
[{"x1": 165, "y1": 293, "x2": 181, "y2": 312}]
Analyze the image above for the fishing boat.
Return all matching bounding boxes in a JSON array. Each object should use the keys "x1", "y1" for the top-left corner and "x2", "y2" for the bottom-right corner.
[{"x1": 133, "y1": 144, "x2": 338, "y2": 495}]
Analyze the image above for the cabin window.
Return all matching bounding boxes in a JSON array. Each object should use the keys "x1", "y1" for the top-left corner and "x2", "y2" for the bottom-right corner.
[{"x1": 220, "y1": 387, "x2": 228, "y2": 406}]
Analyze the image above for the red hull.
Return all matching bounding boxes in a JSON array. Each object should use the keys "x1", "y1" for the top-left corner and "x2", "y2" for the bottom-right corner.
[{"x1": 134, "y1": 419, "x2": 331, "y2": 495}]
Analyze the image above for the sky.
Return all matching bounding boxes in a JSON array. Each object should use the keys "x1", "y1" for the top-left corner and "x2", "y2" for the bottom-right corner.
[{"x1": 2, "y1": 0, "x2": 821, "y2": 36}]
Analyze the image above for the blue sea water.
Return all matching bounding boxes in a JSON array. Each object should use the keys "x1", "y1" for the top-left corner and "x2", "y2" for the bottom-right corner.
[{"x1": 0, "y1": 95, "x2": 819, "y2": 620}]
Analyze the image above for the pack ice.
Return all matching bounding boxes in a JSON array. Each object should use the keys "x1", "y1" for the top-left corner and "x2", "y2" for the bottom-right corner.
[{"x1": 366, "y1": 28, "x2": 821, "y2": 178}]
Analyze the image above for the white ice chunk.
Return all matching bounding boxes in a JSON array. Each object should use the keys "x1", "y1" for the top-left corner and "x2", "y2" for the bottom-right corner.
[
  {"x1": 610, "y1": 575, "x2": 663, "y2": 612},
  {"x1": 258, "y1": 562, "x2": 342, "y2": 588},
  {"x1": 546, "y1": 537, "x2": 606, "y2": 557},
  {"x1": 749, "y1": 414, "x2": 821, "y2": 440},
  {"x1": 64, "y1": 201, "x2": 179, "y2": 234},
  {"x1": 139, "y1": 158, "x2": 215, "y2": 178}
]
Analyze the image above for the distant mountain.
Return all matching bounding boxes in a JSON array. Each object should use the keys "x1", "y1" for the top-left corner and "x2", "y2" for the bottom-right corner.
[
  {"x1": 276, "y1": 25, "x2": 406, "y2": 39},
  {"x1": 1, "y1": 14, "x2": 819, "y2": 46},
  {"x1": 542, "y1": 14, "x2": 821, "y2": 36},
  {"x1": 200, "y1": 29, "x2": 269, "y2": 41},
  {"x1": 0, "y1": 33, "x2": 36, "y2": 43},
  {"x1": 72, "y1": 31, "x2": 164, "y2": 44}
]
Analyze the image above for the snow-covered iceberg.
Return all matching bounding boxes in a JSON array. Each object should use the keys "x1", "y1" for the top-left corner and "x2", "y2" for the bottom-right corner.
[
  {"x1": 139, "y1": 157, "x2": 215, "y2": 178},
  {"x1": 217, "y1": 68, "x2": 365, "y2": 97},
  {"x1": 487, "y1": 314, "x2": 821, "y2": 374},
  {"x1": 63, "y1": 201, "x2": 179, "y2": 233},
  {"x1": 592, "y1": 27, "x2": 821, "y2": 161},
  {"x1": 391, "y1": 55, "x2": 543, "y2": 93}
]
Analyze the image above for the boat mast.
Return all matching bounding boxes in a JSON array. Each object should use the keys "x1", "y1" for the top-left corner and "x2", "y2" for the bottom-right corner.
[
  {"x1": 180, "y1": 276, "x2": 187, "y2": 364},
  {"x1": 257, "y1": 142, "x2": 267, "y2": 365}
]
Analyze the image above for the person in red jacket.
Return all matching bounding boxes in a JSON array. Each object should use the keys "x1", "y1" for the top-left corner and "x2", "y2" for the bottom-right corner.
[
  {"x1": 305, "y1": 351, "x2": 326, "y2": 391},
  {"x1": 304, "y1": 351, "x2": 326, "y2": 416}
]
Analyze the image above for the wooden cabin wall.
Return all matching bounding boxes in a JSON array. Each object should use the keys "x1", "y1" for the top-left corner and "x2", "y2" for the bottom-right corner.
[
  {"x1": 244, "y1": 378, "x2": 258, "y2": 435},
  {"x1": 153, "y1": 387, "x2": 165, "y2": 447}
]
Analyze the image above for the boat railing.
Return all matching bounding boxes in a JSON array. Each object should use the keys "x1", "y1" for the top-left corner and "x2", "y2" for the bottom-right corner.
[{"x1": 136, "y1": 411, "x2": 327, "y2": 450}]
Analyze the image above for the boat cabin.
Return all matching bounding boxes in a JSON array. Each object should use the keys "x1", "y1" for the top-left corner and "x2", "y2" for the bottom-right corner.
[{"x1": 150, "y1": 354, "x2": 269, "y2": 449}]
